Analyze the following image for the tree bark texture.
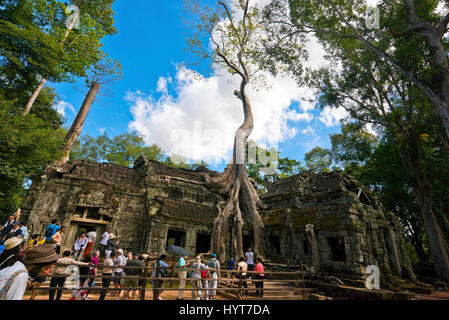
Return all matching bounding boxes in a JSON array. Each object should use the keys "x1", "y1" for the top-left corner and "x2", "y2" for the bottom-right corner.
[{"x1": 55, "y1": 82, "x2": 100, "y2": 166}]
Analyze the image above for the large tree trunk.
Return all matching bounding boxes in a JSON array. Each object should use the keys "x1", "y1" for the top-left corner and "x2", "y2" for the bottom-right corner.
[
  {"x1": 55, "y1": 82, "x2": 100, "y2": 166},
  {"x1": 411, "y1": 234, "x2": 429, "y2": 264},
  {"x1": 401, "y1": 133, "x2": 449, "y2": 283},
  {"x1": 208, "y1": 83, "x2": 265, "y2": 261},
  {"x1": 306, "y1": 224, "x2": 320, "y2": 271},
  {"x1": 22, "y1": 78, "x2": 47, "y2": 116},
  {"x1": 22, "y1": 2, "x2": 81, "y2": 115}
]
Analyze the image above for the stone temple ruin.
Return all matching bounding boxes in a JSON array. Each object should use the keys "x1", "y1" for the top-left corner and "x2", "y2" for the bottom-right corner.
[{"x1": 20, "y1": 155, "x2": 416, "y2": 285}]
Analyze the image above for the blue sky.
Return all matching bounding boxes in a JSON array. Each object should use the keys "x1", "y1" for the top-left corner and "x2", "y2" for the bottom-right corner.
[{"x1": 52, "y1": 0, "x2": 346, "y2": 171}]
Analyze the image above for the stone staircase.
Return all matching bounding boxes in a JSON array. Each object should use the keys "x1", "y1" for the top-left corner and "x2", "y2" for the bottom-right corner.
[{"x1": 217, "y1": 279, "x2": 330, "y2": 300}]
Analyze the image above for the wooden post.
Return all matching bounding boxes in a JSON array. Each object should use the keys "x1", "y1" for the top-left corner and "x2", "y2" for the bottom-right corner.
[
  {"x1": 301, "y1": 261, "x2": 306, "y2": 300},
  {"x1": 140, "y1": 261, "x2": 149, "y2": 300}
]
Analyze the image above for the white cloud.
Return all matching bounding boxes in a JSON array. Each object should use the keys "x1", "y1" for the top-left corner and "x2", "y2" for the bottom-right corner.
[
  {"x1": 319, "y1": 106, "x2": 349, "y2": 127},
  {"x1": 127, "y1": 67, "x2": 316, "y2": 164},
  {"x1": 127, "y1": 0, "x2": 331, "y2": 165},
  {"x1": 53, "y1": 100, "x2": 76, "y2": 117},
  {"x1": 301, "y1": 126, "x2": 316, "y2": 136},
  {"x1": 156, "y1": 76, "x2": 172, "y2": 93}
]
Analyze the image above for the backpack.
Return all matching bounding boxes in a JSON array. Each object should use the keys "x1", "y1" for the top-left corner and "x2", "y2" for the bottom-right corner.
[
  {"x1": 207, "y1": 259, "x2": 218, "y2": 273},
  {"x1": 45, "y1": 225, "x2": 56, "y2": 238},
  {"x1": 201, "y1": 270, "x2": 208, "y2": 279}
]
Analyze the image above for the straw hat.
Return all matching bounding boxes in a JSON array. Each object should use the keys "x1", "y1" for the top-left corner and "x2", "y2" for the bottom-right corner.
[
  {"x1": 3, "y1": 237, "x2": 23, "y2": 251},
  {"x1": 22, "y1": 245, "x2": 59, "y2": 265},
  {"x1": 109, "y1": 234, "x2": 116, "y2": 239}
]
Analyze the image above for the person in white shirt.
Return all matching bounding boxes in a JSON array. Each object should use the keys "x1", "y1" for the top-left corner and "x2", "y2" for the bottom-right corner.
[
  {"x1": 84, "y1": 229, "x2": 97, "y2": 258},
  {"x1": 113, "y1": 249, "x2": 126, "y2": 300},
  {"x1": 238, "y1": 257, "x2": 248, "y2": 297},
  {"x1": 245, "y1": 248, "x2": 254, "y2": 278},
  {"x1": 0, "y1": 244, "x2": 59, "y2": 300},
  {"x1": 18, "y1": 224, "x2": 28, "y2": 241},
  {"x1": 100, "y1": 228, "x2": 112, "y2": 257},
  {"x1": 49, "y1": 250, "x2": 89, "y2": 300},
  {"x1": 73, "y1": 233, "x2": 88, "y2": 261}
]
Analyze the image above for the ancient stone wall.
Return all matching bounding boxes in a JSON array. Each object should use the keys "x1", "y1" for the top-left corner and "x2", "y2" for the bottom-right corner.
[
  {"x1": 20, "y1": 158, "x2": 415, "y2": 281},
  {"x1": 262, "y1": 172, "x2": 415, "y2": 279}
]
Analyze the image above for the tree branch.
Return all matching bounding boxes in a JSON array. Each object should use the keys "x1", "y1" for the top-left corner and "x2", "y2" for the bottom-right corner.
[
  {"x1": 437, "y1": 11, "x2": 449, "y2": 37},
  {"x1": 391, "y1": 24, "x2": 431, "y2": 38}
]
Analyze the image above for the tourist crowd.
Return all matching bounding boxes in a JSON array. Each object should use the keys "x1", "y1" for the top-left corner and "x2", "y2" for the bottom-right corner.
[{"x1": 0, "y1": 215, "x2": 264, "y2": 300}]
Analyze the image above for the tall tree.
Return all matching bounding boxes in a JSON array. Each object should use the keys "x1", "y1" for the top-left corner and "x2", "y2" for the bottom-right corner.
[
  {"x1": 330, "y1": 124, "x2": 430, "y2": 263},
  {"x1": 18, "y1": 0, "x2": 117, "y2": 115},
  {"x1": 311, "y1": 33, "x2": 449, "y2": 282},
  {"x1": 55, "y1": 57, "x2": 122, "y2": 166},
  {"x1": 184, "y1": 0, "x2": 267, "y2": 259},
  {"x1": 263, "y1": 0, "x2": 449, "y2": 282},
  {"x1": 247, "y1": 141, "x2": 303, "y2": 193},
  {"x1": 0, "y1": 0, "x2": 65, "y2": 101},
  {"x1": 304, "y1": 146, "x2": 334, "y2": 173},
  {"x1": 71, "y1": 132, "x2": 166, "y2": 167},
  {"x1": 0, "y1": 89, "x2": 64, "y2": 221},
  {"x1": 263, "y1": 0, "x2": 449, "y2": 142}
]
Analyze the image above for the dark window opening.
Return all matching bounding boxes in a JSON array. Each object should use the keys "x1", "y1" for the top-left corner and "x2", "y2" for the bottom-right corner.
[
  {"x1": 168, "y1": 188, "x2": 183, "y2": 200},
  {"x1": 86, "y1": 207, "x2": 100, "y2": 220},
  {"x1": 359, "y1": 190, "x2": 371, "y2": 206},
  {"x1": 166, "y1": 229, "x2": 186, "y2": 248},
  {"x1": 328, "y1": 237, "x2": 347, "y2": 262},
  {"x1": 196, "y1": 233, "x2": 211, "y2": 254},
  {"x1": 102, "y1": 215, "x2": 113, "y2": 222},
  {"x1": 268, "y1": 236, "x2": 281, "y2": 255},
  {"x1": 347, "y1": 183, "x2": 372, "y2": 206},
  {"x1": 303, "y1": 239, "x2": 311, "y2": 256},
  {"x1": 243, "y1": 234, "x2": 253, "y2": 252},
  {"x1": 75, "y1": 206, "x2": 85, "y2": 216}
]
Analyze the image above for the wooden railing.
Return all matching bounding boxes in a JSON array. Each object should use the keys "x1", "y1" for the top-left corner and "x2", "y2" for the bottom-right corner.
[{"x1": 27, "y1": 262, "x2": 313, "y2": 300}]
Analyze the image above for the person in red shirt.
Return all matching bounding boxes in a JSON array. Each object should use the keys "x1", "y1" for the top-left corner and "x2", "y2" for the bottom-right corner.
[{"x1": 254, "y1": 258, "x2": 264, "y2": 297}]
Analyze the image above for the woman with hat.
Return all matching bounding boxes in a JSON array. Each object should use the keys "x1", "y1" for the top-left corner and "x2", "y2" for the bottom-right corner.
[
  {"x1": 0, "y1": 244, "x2": 59, "y2": 300},
  {"x1": 0, "y1": 237, "x2": 24, "y2": 271}
]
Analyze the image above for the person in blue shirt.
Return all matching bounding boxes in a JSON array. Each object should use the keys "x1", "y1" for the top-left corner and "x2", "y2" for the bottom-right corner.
[
  {"x1": 177, "y1": 255, "x2": 188, "y2": 300},
  {"x1": 44, "y1": 220, "x2": 60, "y2": 243},
  {"x1": 152, "y1": 254, "x2": 168, "y2": 300},
  {"x1": 0, "y1": 215, "x2": 16, "y2": 241},
  {"x1": 4, "y1": 223, "x2": 22, "y2": 241},
  {"x1": 226, "y1": 256, "x2": 237, "y2": 287}
]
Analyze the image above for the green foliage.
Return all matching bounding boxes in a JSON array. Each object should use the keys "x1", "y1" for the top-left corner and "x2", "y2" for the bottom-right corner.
[
  {"x1": 0, "y1": 0, "x2": 117, "y2": 95},
  {"x1": 304, "y1": 146, "x2": 333, "y2": 173},
  {"x1": 247, "y1": 141, "x2": 303, "y2": 193},
  {"x1": 71, "y1": 132, "x2": 165, "y2": 168},
  {"x1": 0, "y1": 90, "x2": 65, "y2": 221},
  {"x1": 163, "y1": 155, "x2": 209, "y2": 171},
  {"x1": 72, "y1": 131, "x2": 210, "y2": 170}
]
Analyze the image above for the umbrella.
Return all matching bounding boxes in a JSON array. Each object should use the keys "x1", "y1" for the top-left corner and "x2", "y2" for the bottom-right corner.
[{"x1": 166, "y1": 245, "x2": 189, "y2": 256}]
